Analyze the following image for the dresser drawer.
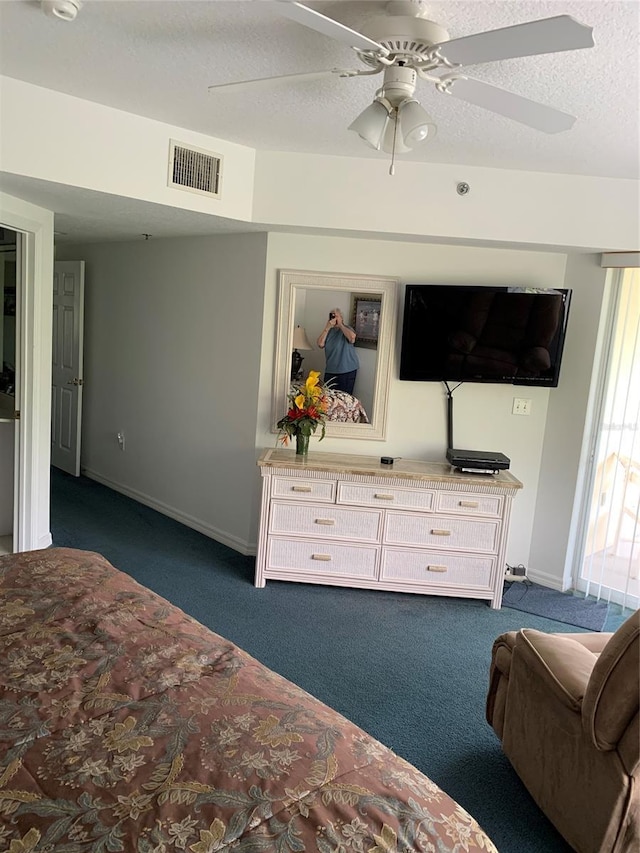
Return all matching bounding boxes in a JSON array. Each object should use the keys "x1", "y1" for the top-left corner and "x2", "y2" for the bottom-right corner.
[
  {"x1": 436, "y1": 491, "x2": 503, "y2": 517},
  {"x1": 271, "y1": 476, "x2": 336, "y2": 503},
  {"x1": 269, "y1": 502, "x2": 382, "y2": 542},
  {"x1": 381, "y1": 548, "x2": 495, "y2": 588},
  {"x1": 384, "y1": 511, "x2": 500, "y2": 553},
  {"x1": 337, "y1": 482, "x2": 435, "y2": 511},
  {"x1": 267, "y1": 538, "x2": 378, "y2": 579}
]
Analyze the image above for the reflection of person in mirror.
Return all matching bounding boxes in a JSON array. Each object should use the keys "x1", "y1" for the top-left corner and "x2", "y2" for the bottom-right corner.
[{"x1": 317, "y1": 307, "x2": 359, "y2": 395}]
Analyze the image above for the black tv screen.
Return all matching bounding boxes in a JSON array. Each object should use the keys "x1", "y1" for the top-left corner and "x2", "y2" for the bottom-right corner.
[{"x1": 399, "y1": 284, "x2": 572, "y2": 387}]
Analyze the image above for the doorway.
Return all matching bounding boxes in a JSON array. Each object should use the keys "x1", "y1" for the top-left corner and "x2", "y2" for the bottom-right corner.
[{"x1": 0, "y1": 227, "x2": 18, "y2": 555}]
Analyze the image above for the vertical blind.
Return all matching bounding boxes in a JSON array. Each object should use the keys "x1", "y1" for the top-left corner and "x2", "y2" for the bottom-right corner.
[{"x1": 582, "y1": 267, "x2": 639, "y2": 609}]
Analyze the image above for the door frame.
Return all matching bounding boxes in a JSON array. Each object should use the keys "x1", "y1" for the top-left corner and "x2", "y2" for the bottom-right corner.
[{"x1": 0, "y1": 192, "x2": 54, "y2": 552}]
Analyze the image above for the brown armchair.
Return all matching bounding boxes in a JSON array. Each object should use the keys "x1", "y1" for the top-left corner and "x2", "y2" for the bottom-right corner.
[{"x1": 486, "y1": 610, "x2": 639, "y2": 853}]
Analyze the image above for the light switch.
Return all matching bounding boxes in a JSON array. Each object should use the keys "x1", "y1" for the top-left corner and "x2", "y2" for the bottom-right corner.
[{"x1": 512, "y1": 398, "x2": 532, "y2": 416}]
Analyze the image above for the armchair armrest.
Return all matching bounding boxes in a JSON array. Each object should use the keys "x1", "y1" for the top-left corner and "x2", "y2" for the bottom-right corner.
[
  {"x1": 516, "y1": 629, "x2": 598, "y2": 712},
  {"x1": 486, "y1": 631, "x2": 518, "y2": 736},
  {"x1": 582, "y1": 609, "x2": 639, "y2": 752}
]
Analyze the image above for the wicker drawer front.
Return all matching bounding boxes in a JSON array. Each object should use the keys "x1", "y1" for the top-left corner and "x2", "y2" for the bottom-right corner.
[
  {"x1": 337, "y1": 482, "x2": 434, "y2": 511},
  {"x1": 271, "y1": 477, "x2": 336, "y2": 503},
  {"x1": 436, "y1": 491, "x2": 503, "y2": 517},
  {"x1": 381, "y1": 548, "x2": 495, "y2": 588},
  {"x1": 384, "y1": 511, "x2": 499, "y2": 553},
  {"x1": 269, "y1": 502, "x2": 382, "y2": 542},
  {"x1": 268, "y1": 538, "x2": 378, "y2": 579}
]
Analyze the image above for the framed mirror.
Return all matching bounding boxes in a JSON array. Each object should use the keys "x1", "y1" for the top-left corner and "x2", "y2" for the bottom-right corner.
[{"x1": 272, "y1": 270, "x2": 398, "y2": 440}]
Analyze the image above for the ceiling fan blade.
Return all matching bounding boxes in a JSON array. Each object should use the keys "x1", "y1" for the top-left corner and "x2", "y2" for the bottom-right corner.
[
  {"x1": 208, "y1": 69, "x2": 347, "y2": 93},
  {"x1": 442, "y1": 77, "x2": 577, "y2": 133},
  {"x1": 434, "y1": 15, "x2": 594, "y2": 67},
  {"x1": 273, "y1": 1, "x2": 386, "y2": 54}
]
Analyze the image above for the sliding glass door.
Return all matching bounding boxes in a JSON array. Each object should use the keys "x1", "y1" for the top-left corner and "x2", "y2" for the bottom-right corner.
[{"x1": 576, "y1": 267, "x2": 639, "y2": 609}]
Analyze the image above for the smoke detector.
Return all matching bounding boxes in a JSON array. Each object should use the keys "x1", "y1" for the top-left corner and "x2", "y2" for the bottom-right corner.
[{"x1": 41, "y1": 0, "x2": 81, "y2": 22}]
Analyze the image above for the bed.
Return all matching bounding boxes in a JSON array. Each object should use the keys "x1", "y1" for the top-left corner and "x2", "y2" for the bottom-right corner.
[
  {"x1": 324, "y1": 389, "x2": 369, "y2": 423},
  {"x1": 0, "y1": 547, "x2": 497, "y2": 852}
]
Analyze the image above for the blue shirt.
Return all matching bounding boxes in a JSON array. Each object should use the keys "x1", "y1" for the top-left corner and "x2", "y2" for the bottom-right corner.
[{"x1": 324, "y1": 326, "x2": 360, "y2": 374}]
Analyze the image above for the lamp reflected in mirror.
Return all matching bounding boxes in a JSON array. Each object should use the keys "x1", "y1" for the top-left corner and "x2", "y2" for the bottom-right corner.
[{"x1": 291, "y1": 325, "x2": 312, "y2": 380}]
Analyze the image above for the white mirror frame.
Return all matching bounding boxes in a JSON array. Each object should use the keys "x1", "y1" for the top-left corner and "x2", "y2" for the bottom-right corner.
[{"x1": 272, "y1": 269, "x2": 398, "y2": 440}]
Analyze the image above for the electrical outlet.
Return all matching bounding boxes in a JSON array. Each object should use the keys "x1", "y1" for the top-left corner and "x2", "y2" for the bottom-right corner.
[
  {"x1": 505, "y1": 565, "x2": 527, "y2": 582},
  {"x1": 512, "y1": 397, "x2": 532, "y2": 416},
  {"x1": 117, "y1": 431, "x2": 125, "y2": 451}
]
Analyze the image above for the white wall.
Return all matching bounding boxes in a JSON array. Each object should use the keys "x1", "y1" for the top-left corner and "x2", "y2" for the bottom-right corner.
[
  {"x1": 529, "y1": 253, "x2": 607, "y2": 588},
  {"x1": 254, "y1": 151, "x2": 640, "y2": 252},
  {"x1": 3, "y1": 79, "x2": 631, "y2": 578},
  {"x1": 0, "y1": 77, "x2": 256, "y2": 223},
  {"x1": 57, "y1": 232, "x2": 268, "y2": 552},
  {"x1": 258, "y1": 232, "x2": 571, "y2": 572},
  {"x1": 55, "y1": 227, "x2": 610, "y2": 590},
  {"x1": 2, "y1": 79, "x2": 637, "y2": 253}
]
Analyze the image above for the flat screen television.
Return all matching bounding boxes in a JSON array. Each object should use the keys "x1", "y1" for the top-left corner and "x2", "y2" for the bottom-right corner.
[{"x1": 399, "y1": 284, "x2": 572, "y2": 387}]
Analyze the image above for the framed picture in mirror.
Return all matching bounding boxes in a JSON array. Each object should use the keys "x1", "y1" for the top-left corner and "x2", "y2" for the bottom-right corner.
[{"x1": 350, "y1": 293, "x2": 382, "y2": 349}]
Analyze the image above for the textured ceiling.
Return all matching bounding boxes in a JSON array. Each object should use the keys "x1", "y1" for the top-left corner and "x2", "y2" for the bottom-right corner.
[{"x1": 0, "y1": 0, "x2": 638, "y2": 242}]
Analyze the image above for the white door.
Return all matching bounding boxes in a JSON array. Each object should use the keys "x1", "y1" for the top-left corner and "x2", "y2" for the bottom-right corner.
[{"x1": 51, "y1": 260, "x2": 85, "y2": 475}]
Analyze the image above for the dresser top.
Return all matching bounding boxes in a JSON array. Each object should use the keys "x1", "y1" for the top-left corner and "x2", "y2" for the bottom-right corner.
[{"x1": 259, "y1": 448, "x2": 523, "y2": 489}]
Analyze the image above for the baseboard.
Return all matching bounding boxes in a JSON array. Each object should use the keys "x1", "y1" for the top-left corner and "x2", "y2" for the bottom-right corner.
[
  {"x1": 525, "y1": 566, "x2": 565, "y2": 591},
  {"x1": 38, "y1": 532, "x2": 53, "y2": 549},
  {"x1": 80, "y1": 468, "x2": 256, "y2": 557}
]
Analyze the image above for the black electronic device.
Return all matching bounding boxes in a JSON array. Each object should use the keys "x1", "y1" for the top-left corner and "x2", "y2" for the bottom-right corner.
[
  {"x1": 399, "y1": 284, "x2": 571, "y2": 387},
  {"x1": 446, "y1": 447, "x2": 511, "y2": 472},
  {"x1": 444, "y1": 383, "x2": 510, "y2": 474}
]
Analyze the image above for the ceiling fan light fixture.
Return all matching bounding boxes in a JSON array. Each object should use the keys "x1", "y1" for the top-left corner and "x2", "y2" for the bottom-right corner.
[
  {"x1": 380, "y1": 113, "x2": 412, "y2": 155},
  {"x1": 348, "y1": 99, "x2": 391, "y2": 150},
  {"x1": 399, "y1": 99, "x2": 437, "y2": 147}
]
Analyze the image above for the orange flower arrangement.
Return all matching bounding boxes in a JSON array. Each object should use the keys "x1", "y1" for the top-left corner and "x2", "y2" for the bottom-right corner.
[{"x1": 277, "y1": 370, "x2": 329, "y2": 445}]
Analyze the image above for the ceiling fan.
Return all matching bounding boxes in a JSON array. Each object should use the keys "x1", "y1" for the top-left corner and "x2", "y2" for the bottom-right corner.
[{"x1": 208, "y1": 1, "x2": 595, "y2": 164}]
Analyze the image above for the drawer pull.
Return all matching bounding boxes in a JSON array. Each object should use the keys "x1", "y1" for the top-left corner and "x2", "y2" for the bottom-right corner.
[
  {"x1": 459, "y1": 500, "x2": 479, "y2": 508},
  {"x1": 431, "y1": 528, "x2": 451, "y2": 536},
  {"x1": 291, "y1": 485, "x2": 312, "y2": 493},
  {"x1": 374, "y1": 493, "x2": 395, "y2": 501},
  {"x1": 315, "y1": 518, "x2": 336, "y2": 526},
  {"x1": 311, "y1": 553, "x2": 332, "y2": 561},
  {"x1": 427, "y1": 564, "x2": 448, "y2": 573}
]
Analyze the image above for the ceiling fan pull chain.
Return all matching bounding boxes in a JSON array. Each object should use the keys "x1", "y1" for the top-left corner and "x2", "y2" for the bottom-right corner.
[{"x1": 389, "y1": 108, "x2": 399, "y2": 176}]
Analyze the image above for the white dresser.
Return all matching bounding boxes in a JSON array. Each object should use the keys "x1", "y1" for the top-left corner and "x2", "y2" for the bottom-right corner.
[{"x1": 256, "y1": 449, "x2": 523, "y2": 609}]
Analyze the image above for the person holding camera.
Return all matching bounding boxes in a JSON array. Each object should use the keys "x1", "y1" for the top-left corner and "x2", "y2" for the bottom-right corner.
[{"x1": 317, "y1": 308, "x2": 359, "y2": 394}]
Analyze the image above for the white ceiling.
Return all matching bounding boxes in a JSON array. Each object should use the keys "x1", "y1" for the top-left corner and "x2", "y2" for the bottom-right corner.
[{"x1": 0, "y1": 0, "x2": 638, "y2": 243}]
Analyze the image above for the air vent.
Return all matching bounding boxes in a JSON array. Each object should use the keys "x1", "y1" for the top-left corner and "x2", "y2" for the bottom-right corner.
[{"x1": 168, "y1": 140, "x2": 222, "y2": 198}]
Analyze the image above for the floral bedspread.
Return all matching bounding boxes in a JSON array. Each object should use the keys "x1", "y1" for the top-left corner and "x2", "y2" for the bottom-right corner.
[
  {"x1": 0, "y1": 548, "x2": 497, "y2": 853},
  {"x1": 325, "y1": 390, "x2": 369, "y2": 424}
]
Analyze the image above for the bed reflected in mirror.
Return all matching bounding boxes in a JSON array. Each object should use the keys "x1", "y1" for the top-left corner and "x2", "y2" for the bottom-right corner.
[{"x1": 272, "y1": 270, "x2": 398, "y2": 440}]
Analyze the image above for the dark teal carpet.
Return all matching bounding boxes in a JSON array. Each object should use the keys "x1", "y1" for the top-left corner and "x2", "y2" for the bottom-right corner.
[
  {"x1": 503, "y1": 578, "x2": 609, "y2": 630},
  {"x1": 49, "y1": 468, "x2": 629, "y2": 853}
]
